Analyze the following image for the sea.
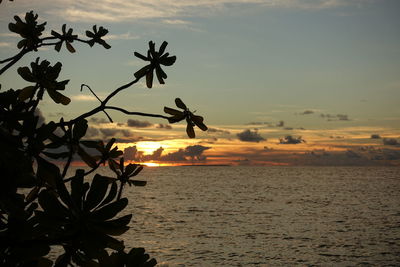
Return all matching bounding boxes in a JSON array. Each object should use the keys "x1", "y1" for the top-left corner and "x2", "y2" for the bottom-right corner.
[{"x1": 90, "y1": 166, "x2": 400, "y2": 267}]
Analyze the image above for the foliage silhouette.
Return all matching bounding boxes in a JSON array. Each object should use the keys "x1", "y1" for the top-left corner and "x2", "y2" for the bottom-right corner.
[{"x1": 0, "y1": 4, "x2": 208, "y2": 266}]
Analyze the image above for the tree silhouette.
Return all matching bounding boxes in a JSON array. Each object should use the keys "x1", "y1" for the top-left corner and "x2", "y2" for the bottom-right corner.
[{"x1": 0, "y1": 4, "x2": 207, "y2": 266}]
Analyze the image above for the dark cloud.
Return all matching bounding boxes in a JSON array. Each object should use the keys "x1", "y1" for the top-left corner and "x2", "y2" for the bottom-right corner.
[
  {"x1": 124, "y1": 146, "x2": 141, "y2": 161},
  {"x1": 383, "y1": 138, "x2": 399, "y2": 146},
  {"x1": 246, "y1": 122, "x2": 266, "y2": 126},
  {"x1": 284, "y1": 127, "x2": 293, "y2": 130},
  {"x1": 279, "y1": 135, "x2": 305, "y2": 144},
  {"x1": 237, "y1": 129, "x2": 265, "y2": 142},
  {"x1": 184, "y1": 145, "x2": 211, "y2": 160},
  {"x1": 337, "y1": 114, "x2": 350, "y2": 121},
  {"x1": 90, "y1": 117, "x2": 109, "y2": 124},
  {"x1": 100, "y1": 128, "x2": 132, "y2": 138},
  {"x1": 127, "y1": 119, "x2": 153, "y2": 128},
  {"x1": 371, "y1": 134, "x2": 381, "y2": 139},
  {"x1": 86, "y1": 127, "x2": 99, "y2": 138},
  {"x1": 321, "y1": 113, "x2": 350, "y2": 121},
  {"x1": 143, "y1": 147, "x2": 164, "y2": 161},
  {"x1": 300, "y1": 110, "x2": 314, "y2": 115},
  {"x1": 263, "y1": 146, "x2": 274, "y2": 151},
  {"x1": 330, "y1": 136, "x2": 345, "y2": 139},
  {"x1": 208, "y1": 127, "x2": 231, "y2": 135},
  {"x1": 276, "y1": 120, "x2": 284, "y2": 127},
  {"x1": 161, "y1": 149, "x2": 186, "y2": 162},
  {"x1": 156, "y1": 123, "x2": 172, "y2": 129}
]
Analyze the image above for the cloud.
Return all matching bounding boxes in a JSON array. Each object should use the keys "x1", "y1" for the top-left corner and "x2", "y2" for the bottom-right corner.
[
  {"x1": 124, "y1": 146, "x2": 140, "y2": 161},
  {"x1": 142, "y1": 147, "x2": 164, "y2": 161},
  {"x1": 89, "y1": 117, "x2": 109, "y2": 124},
  {"x1": 237, "y1": 129, "x2": 265, "y2": 142},
  {"x1": 321, "y1": 113, "x2": 350, "y2": 121},
  {"x1": 383, "y1": 138, "x2": 399, "y2": 146},
  {"x1": 0, "y1": 42, "x2": 13, "y2": 48},
  {"x1": 276, "y1": 120, "x2": 285, "y2": 127},
  {"x1": 208, "y1": 127, "x2": 231, "y2": 135},
  {"x1": 103, "y1": 32, "x2": 139, "y2": 40},
  {"x1": 127, "y1": 119, "x2": 153, "y2": 128},
  {"x1": 184, "y1": 145, "x2": 211, "y2": 160},
  {"x1": 124, "y1": 144, "x2": 211, "y2": 162},
  {"x1": 161, "y1": 145, "x2": 211, "y2": 162},
  {"x1": 71, "y1": 95, "x2": 97, "y2": 101},
  {"x1": 156, "y1": 123, "x2": 172, "y2": 129},
  {"x1": 99, "y1": 128, "x2": 132, "y2": 138},
  {"x1": 299, "y1": 110, "x2": 314, "y2": 115},
  {"x1": 279, "y1": 135, "x2": 305, "y2": 144},
  {"x1": 85, "y1": 127, "x2": 100, "y2": 138},
  {"x1": 246, "y1": 122, "x2": 274, "y2": 127},
  {"x1": 370, "y1": 134, "x2": 381, "y2": 139},
  {"x1": 33, "y1": 0, "x2": 364, "y2": 23},
  {"x1": 337, "y1": 114, "x2": 350, "y2": 121},
  {"x1": 162, "y1": 19, "x2": 192, "y2": 25}
]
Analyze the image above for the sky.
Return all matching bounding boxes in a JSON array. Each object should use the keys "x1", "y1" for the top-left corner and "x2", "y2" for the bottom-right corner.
[{"x1": 1, "y1": 0, "x2": 400, "y2": 166}]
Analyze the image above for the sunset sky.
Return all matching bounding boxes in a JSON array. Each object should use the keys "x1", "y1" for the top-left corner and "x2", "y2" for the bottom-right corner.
[{"x1": 1, "y1": 0, "x2": 399, "y2": 166}]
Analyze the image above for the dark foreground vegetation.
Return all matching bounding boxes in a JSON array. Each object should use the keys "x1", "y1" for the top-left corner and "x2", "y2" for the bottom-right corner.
[{"x1": 0, "y1": 2, "x2": 207, "y2": 266}]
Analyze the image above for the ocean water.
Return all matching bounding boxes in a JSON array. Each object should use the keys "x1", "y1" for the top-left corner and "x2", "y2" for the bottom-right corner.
[{"x1": 91, "y1": 166, "x2": 400, "y2": 266}]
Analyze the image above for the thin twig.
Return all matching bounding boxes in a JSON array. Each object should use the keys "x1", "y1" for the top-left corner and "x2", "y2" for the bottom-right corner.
[
  {"x1": 105, "y1": 106, "x2": 170, "y2": 120},
  {"x1": 0, "y1": 49, "x2": 28, "y2": 75},
  {"x1": 81, "y1": 84, "x2": 113, "y2": 123}
]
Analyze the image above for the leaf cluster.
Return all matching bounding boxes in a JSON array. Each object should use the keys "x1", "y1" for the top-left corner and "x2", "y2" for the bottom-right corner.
[{"x1": 1, "y1": 6, "x2": 208, "y2": 267}]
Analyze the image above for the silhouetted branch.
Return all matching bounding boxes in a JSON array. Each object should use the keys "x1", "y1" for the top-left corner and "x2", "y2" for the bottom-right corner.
[
  {"x1": 81, "y1": 84, "x2": 113, "y2": 123},
  {"x1": 58, "y1": 78, "x2": 170, "y2": 127},
  {"x1": 103, "y1": 78, "x2": 140, "y2": 104},
  {"x1": 105, "y1": 106, "x2": 170, "y2": 120},
  {"x1": 0, "y1": 49, "x2": 28, "y2": 75}
]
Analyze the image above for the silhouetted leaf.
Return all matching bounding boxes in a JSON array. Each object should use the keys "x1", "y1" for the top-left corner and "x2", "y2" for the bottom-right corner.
[
  {"x1": 18, "y1": 85, "x2": 35, "y2": 101},
  {"x1": 73, "y1": 119, "x2": 88, "y2": 140},
  {"x1": 146, "y1": 69, "x2": 153, "y2": 88},
  {"x1": 77, "y1": 146, "x2": 97, "y2": 168},
  {"x1": 186, "y1": 123, "x2": 195, "y2": 138},
  {"x1": 175, "y1": 98, "x2": 187, "y2": 109},
  {"x1": 130, "y1": 165, "x2": 143, "y2": 177},
  {"x1": 66, "y1": 42, "x2": 76, "y2": 53},
  {"x1": 91, "y1": 198, "x2": 128, "y2": 221},
  {"x1": 42, "y1": 151, "x2": 70, "y2": 159},
  {"x1": 164, "y1": 107, "x2": 182, "y2": 116},
  {"x1": 47, "y1": 89, "x2": 71, "y2": 105},
  {"x1": 192, "y1": 115, "x2": 208, "y2": 131},
  {"x1": 37, "y1": 157, "x2": 60, "y2": 188},
  {"x1": 17, "y1": 66, "x2": 35, "y2": 82},
  {"x1": 85, "y1": 174, "x2": 110, "y2": 211},
  {"x1": 71, "y1": 169, "x2": 85, "y2": 208},
  {"x1": 134, "y1": 65, "x2": 150, "y2": 79},
  {"x1": 99, "y1": 181, "x2": 118, "y2": 207},
  {"x1": 55, "y1": 42, "x2": 62, "y2": 52},
  {"x1": 81, "y1": 140, "x2": 101, "y2": 148},
  {"x1": 38, "y1": 190, "x2": 69, "y2": 219}
]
